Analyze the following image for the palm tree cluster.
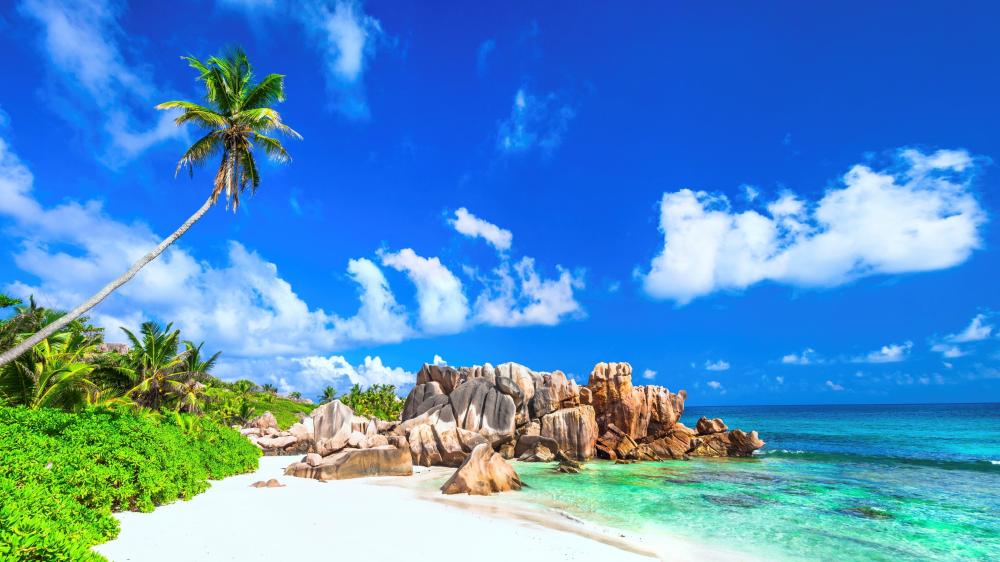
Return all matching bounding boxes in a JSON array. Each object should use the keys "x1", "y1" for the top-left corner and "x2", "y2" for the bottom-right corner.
[{"x1": 0, "y1": 296, "x2": 220, "y2": 414}]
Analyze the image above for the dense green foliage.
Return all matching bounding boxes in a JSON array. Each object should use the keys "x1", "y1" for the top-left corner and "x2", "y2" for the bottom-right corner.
[
  {"x1": 339, "y1": 383, "x2": 404, "y2": 421},
  {"x1": 0, "y1": 405, "x2": 259, "y2": 561}
]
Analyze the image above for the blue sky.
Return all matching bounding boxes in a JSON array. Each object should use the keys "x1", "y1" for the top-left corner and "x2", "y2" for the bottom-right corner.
[{"x1": 0, "y1": 0, "x2": 997, "y2": 405}]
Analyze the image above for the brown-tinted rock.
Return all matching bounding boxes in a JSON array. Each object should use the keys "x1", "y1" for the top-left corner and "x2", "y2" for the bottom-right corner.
[
  {"x1": 310, "y1": 400, "x2": 354, "y2": 442},
  {"x1": 408, "y1": 424, "x2": 442, "y2": 467},
  {"x1": 636, "y1": 386, "x2": 686, "y2": 438},
  {"x1": 285, "y1": 446, "x2": 413, "y2": 480},
  {"x1": 695, "y1": 417, "x2": 728, "y2": 435},
  {"x1": 587, "y1": 362, "x2": 643, "y2": 439},
  {"x1": 401, "y1": 381, "x2": 447, "y2": 420},
  {"x1": 638, "y1": 423, "x2": 697, "y2": 460},
  {"x1": 387, "y1": 434, "x2": 408, "y2": 450},
  {"x1": 433, "y1": 426, "x2": 489, "y2": 467},
  {"x1": 303, "y1": 453, "x2": 323, "y2": 466},
  {"x1": 288, "y1": 422, "x2": 312, "y2": 442},
  {"x1": 688, "y1": 429, "x2": 764, "y2": 457},
  {"x1": 245, "y1": 411, "x2": 279, "y2": 432},
  {"x1": 415, "y1": 364, "x2": 462, "y2": 394},
  {"x1": 440, "y1": 443, "x2": 523, "y2": 496},
  {"x1": 540, "y1": 405, "x2": 598, "y2": 460},
  {"x1": 514, "y1": 435, "x2": 562, "y2": 459}
]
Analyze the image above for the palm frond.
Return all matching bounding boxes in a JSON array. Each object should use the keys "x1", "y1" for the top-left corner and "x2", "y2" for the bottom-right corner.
[
  {"x1": 175, "y1": 132, "x2": 223, "y2": 177},
  {"x1": 242, "y1": 73, "x2": 286, "y2": 109},
  {"x1": 253, "y1": 133, "x2": 291, "y2": 163}
]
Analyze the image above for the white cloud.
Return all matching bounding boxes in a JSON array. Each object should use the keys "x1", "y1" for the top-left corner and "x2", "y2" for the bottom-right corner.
[
  {"x1": 781, "y1": 348, "x2": 817, "y2": 365},
  {"x1": 450, "y1": 207, "x2": 513, "y2": 252},
  {"x1": 856, "y1": 341, "x2": 913, "y2": 364},
  {"x1": 380, "y1": 248, "x2": 469, "y2": 334},
  {"x1": 214, "y1": 354, "x2": 414, "y2": 397},
  {"x1": 20, "y1": 0, "x2": 183, "y2": 163},
  {"x1": 825, "y1": 380, "x2": 845, "y2": 391},
  {"x1": 297, "y1": 0, "x2": 384, "y2": 119},
  {"x1": 931, "y1": 343, "x2": 965, "y2": 358},
  {"x1": 775, "y1": 376, "x2": 784, "y2": 384},
  {"x1": 705, "y1": 359, "x2": 730, "y2": 371},
  {"x1": 707, "y1": 380, "x2": 723, "y2": 390},
  {"x1": 497, "y1": 87, "x2": 575, "y2": 155},
  {"x1": 640, "y1": 149, "x2": 985, "y2": 304},
  {"x1": 432, "y1": 354, "x2": 447, "y2": 366},
  {"x1": 948, "y1": 313, "x2": 994, "y2": 343},
  {"x1": 642, "y1": 369, "x2": 656, "y2": 380},
  {"x1": 292, "y1": 355, "x2": 413, "y2": 393},
  {"x1": 219, "y1": 0, "x2": 385, "y2": 119},
  {"x1": 742, "y1": 184, "x2": 760, "y2": 202},
  {"x1": 473, "y1": 257, "x2": 584, "y2": 327}
]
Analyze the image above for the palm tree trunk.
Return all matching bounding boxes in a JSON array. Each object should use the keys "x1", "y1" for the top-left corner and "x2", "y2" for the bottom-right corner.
[{"x1": 0, "y1": 195, "x2": 216, "y2": 368}]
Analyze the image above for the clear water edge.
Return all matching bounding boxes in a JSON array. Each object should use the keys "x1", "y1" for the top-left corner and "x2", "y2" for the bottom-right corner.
[{"x1": 502, "y1": 403, "x2": 1000, "y2": 561}]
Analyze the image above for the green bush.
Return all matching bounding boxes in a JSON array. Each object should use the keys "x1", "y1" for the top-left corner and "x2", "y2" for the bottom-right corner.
[
  {"x1": 0, "y1": 405, "x2": 260, "y2": 561},
  {"x1": 339, "y1": 384, "x2": 404, "y2": 421}
]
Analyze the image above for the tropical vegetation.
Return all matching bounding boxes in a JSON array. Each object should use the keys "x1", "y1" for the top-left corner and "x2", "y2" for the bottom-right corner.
[
  {"x1": 0, "y1": 405, "x2": 258, "y2": 561},
  {"x1": 0, "y1": 47, "x2": 300, "y2": 369}
]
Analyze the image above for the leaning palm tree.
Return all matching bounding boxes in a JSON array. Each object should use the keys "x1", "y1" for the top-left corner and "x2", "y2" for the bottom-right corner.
[{"x1": 0, "y1": 47, "x2": 301, "y2": 368}]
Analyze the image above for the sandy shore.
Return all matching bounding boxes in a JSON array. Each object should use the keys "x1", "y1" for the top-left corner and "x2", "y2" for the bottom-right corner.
[{"x1": 93, "y1": 456, "x2": 746, "y2": 562}]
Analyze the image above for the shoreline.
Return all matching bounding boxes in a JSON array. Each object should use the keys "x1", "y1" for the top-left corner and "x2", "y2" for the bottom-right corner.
[{"x1": 93, "y1": 456, "x2": 750, "y2": 562}]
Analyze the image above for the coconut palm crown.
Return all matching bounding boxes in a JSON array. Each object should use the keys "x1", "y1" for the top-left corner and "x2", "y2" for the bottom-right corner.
[{"x1": 156, "y1": 47, "x2": 302, "y2": 211}]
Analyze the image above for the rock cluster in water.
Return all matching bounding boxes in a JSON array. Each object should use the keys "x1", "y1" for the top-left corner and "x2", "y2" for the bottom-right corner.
[
  {"x1": 400, "y1": 361, "x2": 764, "y2": 464},
  {"x1": 249, "y1": 361, "x2": 764, "y2": 495}
]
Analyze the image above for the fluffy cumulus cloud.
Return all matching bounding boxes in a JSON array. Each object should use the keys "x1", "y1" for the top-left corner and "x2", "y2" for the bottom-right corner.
[
  {"x1": 825, "y1": 380, "x2": 845, "y2": 391},
  {"x1": 220, "y1": 0, "x2": 385, "y2": 119},
  {"x1": 856, "y1": 341, "x2": 913, "y2": 364},
  {"x1": 642, "y1": 369, "x2": 657, "y2": 380},
  {"x1": 472, "y1": 258, "x2": 583, "y2": 327},
  {"x1": 379, "y1": 248, "x2": 469, "y2": 334},
  {"x1": 450, "y1": 207, "x2": 513, "y2": 252},
  {"x1": 705, "y1": 359, "x2": 730, "y2": 371},
  {"x1": 707, "y1": 380, "x2": 723, "y2": 391},
  {"x1": 497, "y1": 87, "x2": 576, "y2": 155},
  {"x1": 19, "y1": 0, "x2": 183, "y2": 163},
  {"x1": 639, "y1": 149, "x2": 986, "y2": 304}
]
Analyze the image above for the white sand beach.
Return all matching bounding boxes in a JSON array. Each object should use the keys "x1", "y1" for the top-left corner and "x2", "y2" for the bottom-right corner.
[{"x1": 93, "y1": 456, "x2": 746, "y2": 562}]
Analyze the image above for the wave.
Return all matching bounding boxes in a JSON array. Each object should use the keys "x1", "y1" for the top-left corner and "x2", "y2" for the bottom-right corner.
[{"x1": 755, "y1": 449, "x2": 1000, "y2": 473}]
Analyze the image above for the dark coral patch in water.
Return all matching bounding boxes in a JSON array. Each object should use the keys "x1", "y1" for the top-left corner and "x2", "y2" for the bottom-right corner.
[{"x1": 839, "y1": 506, "x2": 894, "y2": 520}]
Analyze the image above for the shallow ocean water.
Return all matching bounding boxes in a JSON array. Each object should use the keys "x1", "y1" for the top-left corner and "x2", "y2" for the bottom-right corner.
[{"x1": 515, "y1": 403, "x2": 1000, "y2": 561}]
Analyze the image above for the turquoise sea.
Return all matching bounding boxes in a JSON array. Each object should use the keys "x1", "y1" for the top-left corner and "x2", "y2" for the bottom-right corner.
[{"x1": 515, "y1": 403, "x2": 1000, "y2": 561}]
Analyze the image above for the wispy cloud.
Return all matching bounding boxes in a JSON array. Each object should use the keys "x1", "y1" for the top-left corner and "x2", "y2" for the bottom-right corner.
[
  {"x1": 639, "y1": 149, "x2": 985, "y2": 304},
  {"x1": 855, "y1": 341, "x2": 913, "y2": 364},
  {"x1": 825, "y1": 380, "x2": 845, "y2": 391},
  {"x1": 642, "y1": 369, "x2": 656, "y2": 380},
  {"x1": 476, "y1": 38, "x2": 496, "y2": 76},
  {"x1": 19, "y1": 0, "x2": 183, "y2": 164},
  {"x1": 497, "y1": 87, "x2": 576, "y2": 155},
  {"x1": 705, "y1": 359, "x2": 730, "y2": 371},
  {"x1": 220, "y1": 0, "x2": 386, "y2": 119},
  {"x1": 930, "y1": 312, "x2": 996, "y2": 358},
  {"x1": 450, "y1": 207, "x2": 513, "y2": 252}
]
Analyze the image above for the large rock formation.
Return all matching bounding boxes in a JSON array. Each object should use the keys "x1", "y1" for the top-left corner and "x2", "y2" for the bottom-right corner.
[
  {"x1": 260, "y1": 360, "x2": 763, "y2": 480},
  {"x1": 398, "y1": 361, "x2": 763, "y2": 466},
  {"x1": 440, "y1": 443, "x2": 523, "y2": 495}
]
